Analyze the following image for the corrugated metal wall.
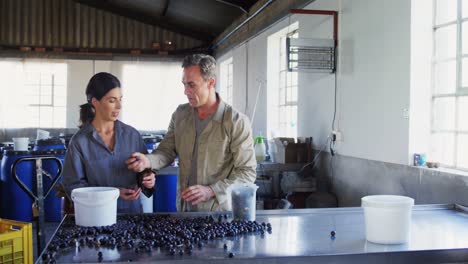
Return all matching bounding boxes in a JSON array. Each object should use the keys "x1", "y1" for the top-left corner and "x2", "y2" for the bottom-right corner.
[{"x1": 0, "y1": 0, "x2": 203, "y2": 50}]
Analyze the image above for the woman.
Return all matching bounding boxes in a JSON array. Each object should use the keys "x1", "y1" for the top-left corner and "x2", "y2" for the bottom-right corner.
[{"x1": 63, "y1": 72, "x2": 155, "y2": 214}]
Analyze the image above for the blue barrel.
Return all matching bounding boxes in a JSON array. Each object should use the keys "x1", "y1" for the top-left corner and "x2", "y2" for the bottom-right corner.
[
  {"x1": 153, "y1": 166, "x2": 178, "y2": 212},
  {"x1": 59, "y1": 134, "x2": 74, "y2": 148},
  {"x1": 0, "y1": 144, "x2": 13, "y2": 218},
  {"x1": 143, "y1": 137, "x2": 158, "y2": 153},
  {"x1": 33, "y1": 138, "x2": 66, "y2": 222},
  {"x1": 34, "y1": 138, "x2": 65, "y2": 151},
  {"x1": 0, "y1": 150, "x2": 34, "y2": 222}
]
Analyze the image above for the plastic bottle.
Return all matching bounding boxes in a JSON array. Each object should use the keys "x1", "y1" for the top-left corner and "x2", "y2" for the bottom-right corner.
[
  {"x1": 267, "y1": 139, "x2": 277, "y2": 163},
  {"x1": 254, "y1": 136, "x2": 266, "y2": 162}
]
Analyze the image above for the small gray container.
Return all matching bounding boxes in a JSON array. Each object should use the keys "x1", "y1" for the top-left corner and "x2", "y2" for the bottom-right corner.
[{"x1": 228, "y1": 183, "x2": 259, "y2": 221}]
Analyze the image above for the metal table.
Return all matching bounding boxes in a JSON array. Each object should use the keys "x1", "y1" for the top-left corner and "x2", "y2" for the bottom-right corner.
[{"x1": 37, "y1": 204, "x2": 468, "y2": 263}]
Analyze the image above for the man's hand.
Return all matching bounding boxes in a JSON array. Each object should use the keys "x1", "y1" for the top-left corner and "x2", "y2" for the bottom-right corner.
[
  {"x1": 119, "y1": 187, "x2": 141, "y2": 201},
  {"x1": 126, "y1": 152, "x2": 151, "y2": 172},
  {"x1": 141, "y1": 170, "x2": 156, "y2": 189},
  {"x1": 181, "y1": 185, "x2": 215, "y2": 205}
]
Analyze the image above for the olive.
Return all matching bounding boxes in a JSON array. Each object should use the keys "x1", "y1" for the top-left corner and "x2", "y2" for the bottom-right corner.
[{"x1": 46, "y1": 214, "x2": 272, "y2": 261}]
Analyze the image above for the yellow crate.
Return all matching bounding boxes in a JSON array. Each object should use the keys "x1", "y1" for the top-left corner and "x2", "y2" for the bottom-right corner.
[{"x1": 0, "y1": 219, "x2": 33, "y2": 264}]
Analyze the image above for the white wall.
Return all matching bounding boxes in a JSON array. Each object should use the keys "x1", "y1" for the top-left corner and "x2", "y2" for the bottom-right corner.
[
  {"x1": 297, "y1": 1, "x2": 338, "y2": 150},
  {"x1": 66, "y1": 60, "x2": 94, "y2": 128},
  {"x1": 232, "y1": 45, "x2": 248, "y2": 113},
  {"x1": 337, "y1": 0, "x2": 412, "y2": 165},
  {"x1": 246, "y1": 36, "x2": 269, "y2": 136},
  {"x1": 217, "y1": 45, "x2": 248, "y2": 115},
  {"x1": 66, "y1": 60, "x2": 125, "y2": 128},
  {"x1": 221, "y1": 0, "x2": 415, "y2": 165}
]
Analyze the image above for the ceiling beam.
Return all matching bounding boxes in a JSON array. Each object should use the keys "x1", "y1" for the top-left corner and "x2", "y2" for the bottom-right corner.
[
  {"x1": 161, "y1": 0, "x2": 170, "y2": 16},
  {"x1": 213, "y1": 0, "x2": 317, "y2": 56},
  {"x1": 74, "y1": 0, "x2": 214, "y2": 42}
]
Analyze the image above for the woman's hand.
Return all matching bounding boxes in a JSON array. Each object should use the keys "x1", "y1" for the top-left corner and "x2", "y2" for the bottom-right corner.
[
  {"x1": 119, "y1": 187, "x2": 141, "y2": 200},
  {"x1": 126, "y1": 152, "x2": 151, "y2": 172},
  {"x1": 141, "y1": 170, "x2": 156, "y2": 189}
]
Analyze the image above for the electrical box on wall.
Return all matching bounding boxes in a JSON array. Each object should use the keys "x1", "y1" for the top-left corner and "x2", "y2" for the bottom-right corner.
[{"x1": 286, "y1": 38, "x2": 336, "y2": 73}]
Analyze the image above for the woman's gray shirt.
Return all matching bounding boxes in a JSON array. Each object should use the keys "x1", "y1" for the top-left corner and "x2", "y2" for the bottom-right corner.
[{"x1": 62, "y1": 120, "x2": 147, "y2": 214}]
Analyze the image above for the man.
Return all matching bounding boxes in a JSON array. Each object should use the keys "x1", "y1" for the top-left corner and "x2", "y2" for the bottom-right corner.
[{"x1": 126, "y1": 54, "x2": 256, "y2": 211}]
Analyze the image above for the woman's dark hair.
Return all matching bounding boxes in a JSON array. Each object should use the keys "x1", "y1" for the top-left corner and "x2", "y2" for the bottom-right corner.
[{"x1": 79, "y1": 72, "x2": 121, "y2": 128}]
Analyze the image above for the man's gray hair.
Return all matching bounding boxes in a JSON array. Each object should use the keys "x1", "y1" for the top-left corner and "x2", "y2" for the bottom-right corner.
[{"x1": 182, "y1": 54, "x2": 216, "y2": 81}]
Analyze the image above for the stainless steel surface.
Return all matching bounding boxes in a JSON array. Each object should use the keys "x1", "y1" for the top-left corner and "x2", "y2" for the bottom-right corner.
[{"x1": 38, "y1": 204, "x2": 468, "y2": 263}]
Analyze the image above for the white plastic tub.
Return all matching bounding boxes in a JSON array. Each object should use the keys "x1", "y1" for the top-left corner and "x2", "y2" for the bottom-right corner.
[
  {"x1": 13, "y1": 137, "x2": 29, "y2": 151},
  {"x1": 362, "y1": 195, "x2": 414, "y2": 244},
  {"x1": 71, "y1": 187, "x2": 120, "y2": 227}
]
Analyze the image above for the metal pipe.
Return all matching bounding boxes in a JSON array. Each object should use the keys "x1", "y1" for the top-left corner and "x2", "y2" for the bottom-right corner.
[
  {"x1": 215, "y1": 0, "x2": 247, "y2": 14},
  {"x1": 211, "y1": 0, "x2": 275, "y2": 50}
]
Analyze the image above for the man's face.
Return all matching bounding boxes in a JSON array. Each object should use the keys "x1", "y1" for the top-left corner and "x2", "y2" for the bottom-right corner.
[{"x1": 182, "y1": 65, "x2": 215, "y2": 108}]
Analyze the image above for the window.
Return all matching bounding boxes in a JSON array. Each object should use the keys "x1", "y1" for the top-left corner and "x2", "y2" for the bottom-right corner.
[
  {"x1": 219, "y1": 57, "x2": 233, "y2": 105},
  {"x1": 0, "y1": 60, "x2": 67, "y2": 128},
  {"x1": 431, "y1": 0, "x2": 468, "y2": 169},
  {"x1": 279, "y1": 30, "x2": 299, "y2": 138},
  {"x1": 121, "y1": 61, "x2": 186, "y2": 131},
  {"x1": 267, "y1": 23, "x2": 299, "y2": 139}
]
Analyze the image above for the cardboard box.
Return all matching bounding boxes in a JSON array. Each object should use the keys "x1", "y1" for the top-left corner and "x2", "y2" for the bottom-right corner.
[
  {"x1": 274, "y1": 138, "x2": 297, "y2": 163},
  {"x1": 273, "y1": 137, "x2": 312, "y2": 163}
]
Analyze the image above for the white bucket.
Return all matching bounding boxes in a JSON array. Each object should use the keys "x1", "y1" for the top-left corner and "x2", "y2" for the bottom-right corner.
[
  {"x1": 362, "y1": 195, "x2": 414, "y2": 244},
  {"x1": 36, "y1": 129, "x2": 50, "y2": 140},
  {"x1": 13, "y1": 137, "x2": 29, "y2": 151},
  {"x1": 71, "y1": 187, "x2": 120, "y2": 227}
]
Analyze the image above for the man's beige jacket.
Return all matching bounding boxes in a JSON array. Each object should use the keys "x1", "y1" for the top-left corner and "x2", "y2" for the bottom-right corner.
[{"x1": 147, "y1": 98, "x2": 257, "y2": 211}]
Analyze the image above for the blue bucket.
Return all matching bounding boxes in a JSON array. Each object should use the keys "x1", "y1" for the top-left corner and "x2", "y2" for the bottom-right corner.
[
  {"x1": 153, "y1": 167, "x2": 178, "y2": 212},
  {"x1": 0, "y1": 150, "x2": 34, "y2": 222},
  {"x1": 33, "y1": 138, "x2": 66, "y2": 222}
]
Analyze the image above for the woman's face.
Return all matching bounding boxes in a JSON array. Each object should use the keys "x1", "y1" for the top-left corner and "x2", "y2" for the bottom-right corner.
[{"x1": 92, "y1": 87, "x2": 122, "y2": 122}]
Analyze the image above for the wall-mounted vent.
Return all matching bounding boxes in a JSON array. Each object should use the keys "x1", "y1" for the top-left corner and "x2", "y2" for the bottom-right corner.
[{"x1": 286, "y1": 38, "x2": 335, "y2": 73}]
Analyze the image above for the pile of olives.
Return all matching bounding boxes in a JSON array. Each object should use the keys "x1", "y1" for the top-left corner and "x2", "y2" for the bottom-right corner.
[{"x1": 41, "y1": 214, "x2": 272, "y2": 263}]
